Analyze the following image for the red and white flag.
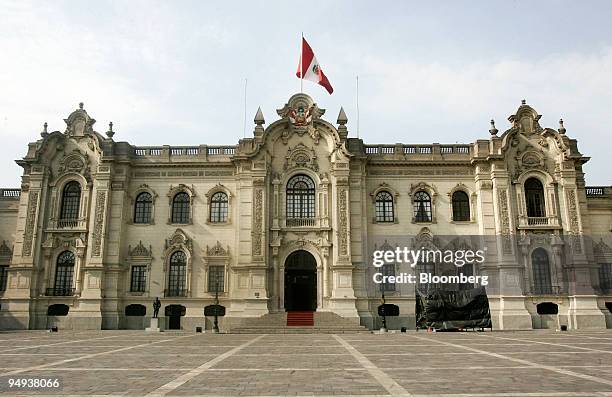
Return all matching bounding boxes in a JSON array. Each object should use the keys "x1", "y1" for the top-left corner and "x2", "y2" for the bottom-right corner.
[{"x1": 296, "y1": 37, "x2": 333, "y2": 94}]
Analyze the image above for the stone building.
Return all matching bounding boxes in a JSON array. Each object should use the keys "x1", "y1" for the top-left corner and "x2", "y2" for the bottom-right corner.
[{"x1": 0, "y1": 93, "x2": 611, "y2": 331}]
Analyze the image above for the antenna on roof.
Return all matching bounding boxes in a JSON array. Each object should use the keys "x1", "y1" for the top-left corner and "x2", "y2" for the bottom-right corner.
[{"x1": 243, "y1": 78, "x2": 248, "y2": 138}]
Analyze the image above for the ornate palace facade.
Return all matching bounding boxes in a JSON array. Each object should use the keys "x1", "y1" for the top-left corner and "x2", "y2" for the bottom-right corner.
[{"x1": 0, "y1": 93, "x2": 611, "y2": 331}]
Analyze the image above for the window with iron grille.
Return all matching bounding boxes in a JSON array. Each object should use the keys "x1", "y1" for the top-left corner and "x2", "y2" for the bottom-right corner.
[
  {"x1": 54, "y1": 251, "x2": 75, "y2": 294},
  {"x1": 171, "y1": 192, "x2": 190, "y2": 224},
  {"x1": 130, "y1": 265, "x2": 147, "y2": 292},
  {"x1": 458, "y1": 263, "x2": 474, "y2": 290},
  {"x1": 210, "y1": 192, "x2": 228, "y2": 223},
  {"x1": 208, "y1": 265, "x2": 225, "y2": 293},
  {"x1": 413, "y1": 191, "x2": 432, "y2": 222},
  {"x1": 167, "y1": 251, "x2": 186, "y2": 295},
  {"x1": 375, "y1": 191, "x2": 394, "y2": 222},
  {"x1": 599, "y1": 264, "x2": 612, "y2": 292},
  {"x1": 525, "y1": 178, "x2": 546, "y2": 217},
  {"x1": 60, "y1": 181, "x2": 81, "y2": 220},
  {"x1": 416, "y1": 262, "x2": 435, "y2": 294},
  {"x1": 286, "y1": 175, "x2": 315, "y2": 219},
  {"x1": 381, "y1": 263, "x2": 396, "y2": 291},
  {"x1": 452, "y1": 191, "x2": 470, "y2": 221},
  {"x1": 134, "y1": 192, "x2": 152, "y2": 224},
  {"x1": 532, "y1": 248, "x2": 552, "y2": 294},
  {"x1": 0, "y1": 265, "x2": 7, "y2": 291}
]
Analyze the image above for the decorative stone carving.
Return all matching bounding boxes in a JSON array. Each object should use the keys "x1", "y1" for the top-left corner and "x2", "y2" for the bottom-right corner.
[
  {"x1": 22, "y1": 191, "x2": 39, "y2": 256},
  {"x1": 92, "y1": 191, "x2": 106, "y2": 257},
  {"x1": 508, "y1": 101, "x2": 543, "y2": 135},
  {"x1": 277, "y1": 93, "x2": 324, "y2": 144},
  {"x1": 207, "y1": 241, "x2": 229, "y2": 257},
  {"x1": 497, "y1": 188, "x2": 513, "y2": 254},
  {"x1": 252, "y1": 189, "x2": 263, "y2": 257},
  {"x1": 64, "y1": 102, "x2": 96, "y2": 137},
  {"x1": 128, "y1": 241, "x2": 152, "y2": 258},
  {"x1": 164, "y1": 229, "x2": 193, "y2": 256},
  {"x1": 284, "y1": 143, "x2": 319, "y2": 172},
  {"x1": 337, "y1": 188, "x2": 348, "y2": 257},
  {"x1": 566, "y1": 189, "x2": 579, "y2": 231}
]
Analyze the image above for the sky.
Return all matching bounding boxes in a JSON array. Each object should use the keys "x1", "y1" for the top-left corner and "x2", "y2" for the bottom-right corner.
[{"x1": 1, "y1": 0, "x2": 611, "y2": 186}]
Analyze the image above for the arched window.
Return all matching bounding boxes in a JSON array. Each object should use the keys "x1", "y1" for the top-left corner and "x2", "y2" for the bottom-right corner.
[
  {"x1": 171, "y1": 192, "x2": 190, "y2": 224},
  {"x1": 525, "y1": 178, "x2": 546, "y2": 217},
  {"x1": 53, "y1": 251, "x2": 75, "y2": 296},
  {"x1": 167, "y1": 251, "x2": 187, "y2": 296},
  {"x1": 413, "y1": 191, "x2": 432, "y2": 222},
  {"x1": 60, "y1": 181, "x2": 81, "y2": 222},
  {"x1": 452, "y1": 191, "x2": 470, "y2": 221},
  {"x1": 286, "y1": 175, "x2": 315, "y2": 219},
  {"x1": 375, "y1": 191, "x2": 394, "y2": 223},
  {"x1": 134, "y1": 192, "x2": 152, "y2": 224},
  {"x1": 532, "y1": 248, "x2": 552, "y2": 294},
  {"x1": 210, "y1": 192, "x2": 228, "y2": 223}
]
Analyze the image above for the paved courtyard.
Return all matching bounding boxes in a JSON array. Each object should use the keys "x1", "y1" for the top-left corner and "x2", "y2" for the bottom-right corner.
[{"x1": 1, "y1": 330, "x2": 612, "y2": 396}]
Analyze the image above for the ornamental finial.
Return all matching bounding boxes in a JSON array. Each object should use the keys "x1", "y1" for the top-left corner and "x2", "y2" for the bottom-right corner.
[
  {"x1": 40, "y1": 122, "x2": 48, "y2": 138},
  {"x1": 558, "y1": 118, "x2": 566, "y2": 134},
  {"x1": 106, "y1": 121, "x2": 115, "y2": 138},
  {"x1": 489, "y1": 119, "x2": 498, "y2": 136}
]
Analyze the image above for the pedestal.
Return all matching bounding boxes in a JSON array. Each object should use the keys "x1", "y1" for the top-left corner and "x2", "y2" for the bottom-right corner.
[{"x1": 146, "y1": 317, "x2": 161, "y2": 332}]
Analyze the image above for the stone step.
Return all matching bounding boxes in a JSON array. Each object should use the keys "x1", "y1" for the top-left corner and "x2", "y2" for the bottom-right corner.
[{"x1": 230, "y1": 311, "x2": 369, "y2": 333}]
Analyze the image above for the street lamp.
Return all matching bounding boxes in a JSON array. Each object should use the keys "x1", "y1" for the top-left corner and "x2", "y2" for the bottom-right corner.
[{"x1": 213, "y1": 271, "x2": 220, "y2": 333}]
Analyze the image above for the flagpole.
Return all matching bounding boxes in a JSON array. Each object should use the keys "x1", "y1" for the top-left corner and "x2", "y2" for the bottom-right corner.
[
  {"x1": 356, "y1": 75, "x2": 360, "y2": 138},
  {"x1": 300, "y1": 32, "x2": 303, "y2": 93}
]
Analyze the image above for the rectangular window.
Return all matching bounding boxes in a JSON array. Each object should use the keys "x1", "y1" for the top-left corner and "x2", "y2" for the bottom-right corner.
[
  {"x1": 208, "y1": 265, "x2": 225, "y2": 293},
  {"x1": 599, "y1": 264, "x2": 612, "y2": 292},
  {"x1": 167, "y1": 263, "x2": 186, "y2": 296},
  {"x1": 0, "y1": 266, "x2": 8, "y2": 291},
  {"x1": 130, "y1": 266, "x2": 147, "y2": 292}
]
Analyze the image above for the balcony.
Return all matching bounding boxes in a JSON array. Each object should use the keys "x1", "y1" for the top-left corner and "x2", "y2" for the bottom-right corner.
[
  {"x1": 286, "y1": 218, "x2": 316, "y2": 227},
  {"x1": 518, "y1": 215, "x2": 561, "y2": 230},
  {"x1": 45, "y1": 287, "x2": 75, "y2": 296},
  {"x1": 526, "y1": 285, "x2": 563, "y2": 296},
  {"x1": 164, "y1": 288, "x2": 188, "y2": 297},
  {"x1": 47, "y1": 218, "x2": 88, "y2": 231}
]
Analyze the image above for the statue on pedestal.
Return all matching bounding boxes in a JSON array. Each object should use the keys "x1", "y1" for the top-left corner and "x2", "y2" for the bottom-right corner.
[{"x1": 153, "y1": 297, "x2": 161, "y2": 318}]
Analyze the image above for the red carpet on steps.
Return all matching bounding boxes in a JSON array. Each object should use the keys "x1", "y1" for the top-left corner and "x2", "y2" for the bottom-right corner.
[{"x1": 287, "y1": 311, "x2": 314, "y2": 326}]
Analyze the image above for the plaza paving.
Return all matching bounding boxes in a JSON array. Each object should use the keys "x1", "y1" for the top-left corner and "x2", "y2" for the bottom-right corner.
[{"x1": 0, "y1": 330, "x2": 612, "y2": 396}]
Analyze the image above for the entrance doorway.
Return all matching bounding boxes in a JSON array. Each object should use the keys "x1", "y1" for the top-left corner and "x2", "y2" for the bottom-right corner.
[
  {"x1": 165, "y1": 304, "x2": 186, "y2": 330},
  {"x1": 284, "y1": 250, "x2": 317, "y2": 311}
]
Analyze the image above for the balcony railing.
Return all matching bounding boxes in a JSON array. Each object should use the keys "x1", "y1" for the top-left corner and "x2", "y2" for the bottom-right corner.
[
  {"x1": 586, "y1": 186, "x2": 606, "y2": 196},
  {"x1": 527, "y1": 217, "x2": 549, "y2": 226},
  {"x1": 0, "y1": 188, "x2": 21, "y2": 199},
  {"x1": 164, "y1": 288, "x2": 188, "y2": 297},
  {"x1": 526, "y1": 285, "x2": 562, "y2": 296},
  {"x1": 48, "y1": 218, "x2": 87, "y2": 230},
  {"x1": 286, "y1": 218, "x2": 316, "y2": 227},
  {"x1": 45, "y1": 287, "x2": 75, "y2": 296},
  {"x1": 518, "y1": 215, "x2": 560, "y2": 229}
]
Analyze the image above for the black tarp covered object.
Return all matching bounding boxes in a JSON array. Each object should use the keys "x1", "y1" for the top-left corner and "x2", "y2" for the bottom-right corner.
[{"x1": 415, "y1": 286, "x2": 492, "y2": 330}]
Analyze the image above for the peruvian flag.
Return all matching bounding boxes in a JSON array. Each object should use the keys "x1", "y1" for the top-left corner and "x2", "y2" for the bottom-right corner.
[{"x1": 296, "y1": 37, "x2": 334, "y2": 94}]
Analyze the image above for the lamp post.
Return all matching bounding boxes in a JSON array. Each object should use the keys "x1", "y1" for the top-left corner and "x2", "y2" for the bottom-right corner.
[
  {"x1": 213, "y1": 272, "x2": 220, "y2": 333},
  {"x1": 380, "y1": 289, "x2": 387, "y2": 332}
]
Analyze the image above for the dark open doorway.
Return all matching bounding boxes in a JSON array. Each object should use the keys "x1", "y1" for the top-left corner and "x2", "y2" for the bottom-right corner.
[
  {"x1": 165, "y1": 304, "x2": 185, "y2": 330},
  {"x1": 284, "y1": 250, "x2": 317, "y2": 311}
]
